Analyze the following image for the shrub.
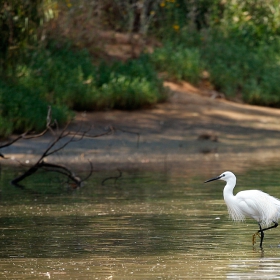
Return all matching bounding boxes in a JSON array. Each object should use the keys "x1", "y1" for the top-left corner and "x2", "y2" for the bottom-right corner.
[
  {"x1": 202, "y1": 33, "x2": 280, "y2": 104},
  {"x1": 215, "y1": 0, "x2": 280, "y2": 44},
  {"x1": 150, "y1": 43, "x2": 203, "y2": 84},
  {"x1": 0, "y1": 43, "x2": 166, "y2": 136},
  {"x1": 0, "y1": 80, "x2": 71, "y2": 136},
  {"x1": 20, "y1": 45, "x2": 166, "y2": 111},
  {"x1": 95, "y1": 55, "x2": 166, "y2": 109}
]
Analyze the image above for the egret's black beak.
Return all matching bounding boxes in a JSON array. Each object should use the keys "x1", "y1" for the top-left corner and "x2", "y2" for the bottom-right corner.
[{"x1": 204, "y1": 175, "x2": 222, "y2": 183}]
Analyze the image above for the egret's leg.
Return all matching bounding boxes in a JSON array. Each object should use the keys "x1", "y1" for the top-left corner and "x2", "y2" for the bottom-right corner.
[
  {"x1": 255, "y1": 222, "x2": 278, "y2": 248},
  {"x1": 252, "y1": 223, "x2": 264, "y2": 248},
  {"x1": 259, "y1": 221, "x2": 278, "y2": 232},
  {"x1": 258, "y1": 224, "x2": 264, "y2": 249}
]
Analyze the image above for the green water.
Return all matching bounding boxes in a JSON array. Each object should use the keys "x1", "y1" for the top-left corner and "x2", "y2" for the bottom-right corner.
[{"x1": 1, "y1": 167, "x2": 280, "y2": 279}]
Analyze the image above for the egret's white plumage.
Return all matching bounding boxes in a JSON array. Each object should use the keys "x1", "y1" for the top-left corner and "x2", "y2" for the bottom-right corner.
[
  {"x1": 205, "y1": 171, "x2": 280, "y2": 248},
  {"x1": 221, "y1": 171, "x2": 280, "y2": 226}
]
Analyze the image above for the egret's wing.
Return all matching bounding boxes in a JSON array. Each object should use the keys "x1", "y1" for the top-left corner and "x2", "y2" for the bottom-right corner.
[{"x1": 236, "y1": 190, "x2": 280, "y2": 226}]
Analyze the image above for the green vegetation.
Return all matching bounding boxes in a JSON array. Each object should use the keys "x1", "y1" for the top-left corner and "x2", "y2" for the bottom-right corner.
[
  {"x1": 0, "y1": 80, "x2": 70, "y2": 137},
  {"x1": 149, "y1": 0, "x2": 280, "y2": 106},
  {"x1": 150, "y1": 44, "x2": 202, "y2": 84},
  {"x1": 202, "y1": 35, "x2": 280, "y2": 106},
  {"x1": 1, "y1": 0, "x2": 280, "y2": 136},
  {"x1": 0, "y1": 43, "x2": 165, "y2": 136},
  {"x1": 18, "y1": 43, "x2": 165, "y2": 111}
]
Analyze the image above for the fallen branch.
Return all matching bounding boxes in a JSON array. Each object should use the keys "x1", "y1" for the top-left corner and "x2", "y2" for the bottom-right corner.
[
  {"x1": 101, "y1": 169, "x2": 123, "y2": 186},
  {"x1": 0, "y1": 106, "x2": 54, "y2": 153},
  {"x1": 115, "y1": 127, "x2": 140, "y2": 148},
  {"x1": 1, "y1": 106, "x2": 138, "y2": 189},
  {"x1": 10, "y1": 123, "x2": 93, "y2": 187},
  {"x1": 5, "y1": 107, "x2": 102, "y2": 188}
]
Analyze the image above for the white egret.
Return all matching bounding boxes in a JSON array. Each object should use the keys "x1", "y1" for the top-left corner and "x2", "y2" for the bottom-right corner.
[{"x1": 204, "y1": 171, "x2": 280, "y2": 249}]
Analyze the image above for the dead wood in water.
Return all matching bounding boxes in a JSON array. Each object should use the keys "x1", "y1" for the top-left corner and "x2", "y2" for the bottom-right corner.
[{"x1": 0, "y1": 107, "x2": 111, "y2": 188}]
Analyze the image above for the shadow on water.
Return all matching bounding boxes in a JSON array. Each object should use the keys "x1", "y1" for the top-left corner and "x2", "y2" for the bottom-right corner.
[{"x1": 1, "y1": 167, "x2": 280, "y2": 278}]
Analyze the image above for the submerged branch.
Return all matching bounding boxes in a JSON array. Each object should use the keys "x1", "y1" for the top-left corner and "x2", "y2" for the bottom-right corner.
[
  {"x1": 101, "y1": 169, "x2": 123, "y2": 186},
  {"x1": 8, "y1": 108, "x2": 97, "y2": 188}
]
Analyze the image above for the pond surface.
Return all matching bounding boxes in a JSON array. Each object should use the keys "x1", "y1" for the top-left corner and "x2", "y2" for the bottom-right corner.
[{"x1": 1, "y1": 166, "x2": 280, "y2": 279}]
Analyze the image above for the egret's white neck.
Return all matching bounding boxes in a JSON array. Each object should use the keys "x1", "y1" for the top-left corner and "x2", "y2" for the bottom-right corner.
[{"x1": 223, "y1": 177, "x2": 236, "y2": 201}]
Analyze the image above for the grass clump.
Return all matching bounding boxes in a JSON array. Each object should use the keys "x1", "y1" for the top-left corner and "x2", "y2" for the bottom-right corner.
[
  {"x1": 0, "y1": 80, "x2": 70, "y2": 137},
  {"x1": 96, "y1": 56, "x2": 166, "y2": 109},
  {"x1": 150, "y1": 43, "x2": 203, "y2": 84}
]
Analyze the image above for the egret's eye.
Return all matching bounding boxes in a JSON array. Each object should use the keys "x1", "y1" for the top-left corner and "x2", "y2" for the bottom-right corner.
[{"x1": 222, "y1": 174, "x2": 225, "y2": 177}]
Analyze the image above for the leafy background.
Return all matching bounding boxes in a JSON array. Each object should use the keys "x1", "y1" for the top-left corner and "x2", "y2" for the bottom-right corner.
[{"x1": 1, "y1": 0, "x2": 280, "y2": 136}]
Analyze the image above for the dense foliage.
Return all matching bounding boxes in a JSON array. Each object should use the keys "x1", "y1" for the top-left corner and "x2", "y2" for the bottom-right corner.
[
  {"x1": 149, "y1": 0, "x2": 280, "y2": 105},
  {"x1": 1, "y1": 0, "x2": 280, "y2": 136},
  {"x1": 0, "y1": 42, "x2": 166, "y2": 137}
]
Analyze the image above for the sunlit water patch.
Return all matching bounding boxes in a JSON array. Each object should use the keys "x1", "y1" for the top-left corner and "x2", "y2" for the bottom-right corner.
[{"x1": 0, "y1": 168, "x2": 280, "y2": 278}]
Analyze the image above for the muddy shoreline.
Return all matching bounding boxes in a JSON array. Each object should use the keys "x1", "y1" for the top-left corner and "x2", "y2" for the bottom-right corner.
[{"x1": 2, "y1": 82, "x2": 280, "y2": 176}]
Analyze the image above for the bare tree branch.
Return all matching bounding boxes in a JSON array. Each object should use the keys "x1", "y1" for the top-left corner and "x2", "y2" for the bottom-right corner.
[
  {"x1": 101, "y1": 169, "x2": 122, "y2": 186},
  {"x1": 2, "y1": 106, "x2": 138, "y2": 189},
  {"x1": 81, "y1": 160, "x2": 94, "y2": 182},
  {"x1": 114, "y1": 127, "x2": 140, "y2": 148},
  {"x1": 0, "y1": 106, "x2": 54, "y2": 152},
  {"x1": 8, "y1": 107, "x2": 97, "y2": 188},
  {"x1": 40, "y1": 162, "x2": 82, "y2": 186},
  {"x1": 68, "y1": 125, "x2": 114, "y2": 139}
]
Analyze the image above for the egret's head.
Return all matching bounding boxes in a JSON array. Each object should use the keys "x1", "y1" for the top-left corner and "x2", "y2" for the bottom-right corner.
[{"x1": 204, "y1": 171, "x2": 235, "y2": 183}]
